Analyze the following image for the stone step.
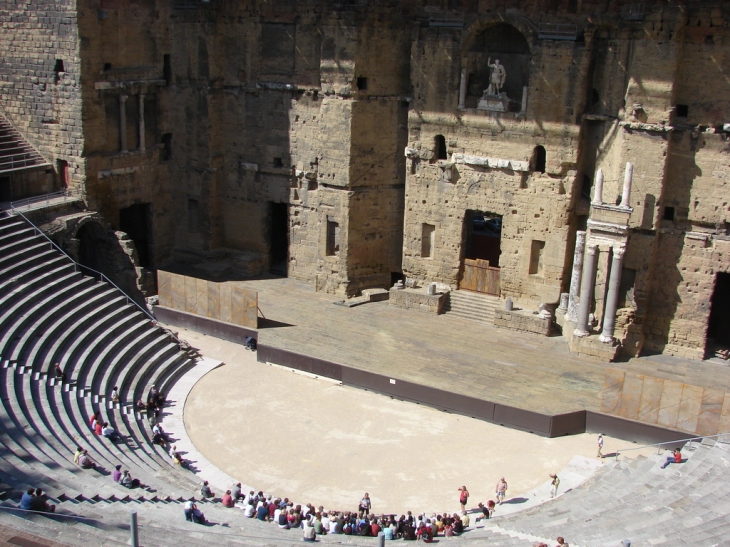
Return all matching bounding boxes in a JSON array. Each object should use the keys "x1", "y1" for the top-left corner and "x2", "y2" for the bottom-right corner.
[{"x1": 443, "y1": 290, "x2": 500, "y2": 324}]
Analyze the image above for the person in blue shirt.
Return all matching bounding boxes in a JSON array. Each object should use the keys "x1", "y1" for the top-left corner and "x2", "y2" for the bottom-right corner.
[{"x1": 19, "y1": 488, "x2": 34, "y2": 510}]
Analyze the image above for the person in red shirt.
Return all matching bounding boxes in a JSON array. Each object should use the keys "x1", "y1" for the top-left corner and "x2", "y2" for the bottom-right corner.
[
  {"x1": 94, "y1": 421, "x2": 103, "y2": 435},
  {"x1": 370, "y1": 518, "x2": 381, "y2": 537},
  {"x1": 221, "y1": 490, "x2": 234, "y2": 508}
]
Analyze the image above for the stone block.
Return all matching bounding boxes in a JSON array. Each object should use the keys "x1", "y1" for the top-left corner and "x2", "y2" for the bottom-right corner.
[
  {"x1": 207, "y1": 281, "x2": 220, "y2": 320},
  {"x1": 157, "y1": 270, "x2": 172, "y2": 308},
  {"x1": 617, "y1": 372, "x2": 643, "y2": 420},
  {"x1": 657, "y1": 379, "x2": 684, "y2": 429},
  {"x1": 696, "y1": 388, "x2": 724, "y2": 436},
  {"x1": 637, "y1": 376, "x2": 664, "y2": 424},
  {"x1": 388, "y1": 287, "x2": 446, "y2": 314},
  {"x1": 170, "y1": 273, "x2": 186, "y2": 312},
  {"x1": 599, "y1": 368, "x2": 625, "y2": 414},
  {"x1": 493, "y1": 309, "x2": 551, "y2": 336}
]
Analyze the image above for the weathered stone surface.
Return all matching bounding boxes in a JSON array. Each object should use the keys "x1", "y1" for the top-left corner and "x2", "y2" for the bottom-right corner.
[
  {"x1": 493, "y1": 309, "x2": 551, "y2": 336},
  {"x1": 389, "y1": 287, "x2": 446, "y2": 314}
]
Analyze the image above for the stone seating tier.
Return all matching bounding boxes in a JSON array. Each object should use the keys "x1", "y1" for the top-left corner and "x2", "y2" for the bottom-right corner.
[{"x1": 1, "y1": 210, "x2": 730, "y2": 547}]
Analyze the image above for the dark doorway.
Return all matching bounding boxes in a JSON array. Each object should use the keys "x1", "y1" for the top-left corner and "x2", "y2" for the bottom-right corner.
[
  {"x1": 708, "y1": 272, "x2": 730, "y2": 348},
  {"x1": 269, "y1": 202, "x2": 289, "y2": 276},
  {"x1": 464, "y1": 210, "x2": 502, "y2": 267},
  {"x1": 77, "y1": 221, "x2": 107, "y2": 274},
  {"x1": 119, "y1": 203, "x2": 153, "y2": 268}
]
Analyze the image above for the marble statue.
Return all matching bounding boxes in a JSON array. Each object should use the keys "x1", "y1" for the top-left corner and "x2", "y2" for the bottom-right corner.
[{"x1": 484, "y1": 58, "x2": 506, "y2": 96}]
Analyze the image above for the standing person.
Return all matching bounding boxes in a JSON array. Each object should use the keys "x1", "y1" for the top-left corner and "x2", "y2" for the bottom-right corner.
[
  {"x1": 495, "y1": 477, "x2": 508, "y2": 505},
  {"x1": 597, "y1": 433, "x2": 604, "y2": 458},
  {"x1": 111, "y1": 386, "x2": 119, "y2": 403},
  {"x1": 458, "y1": 485, "x2": 469, "y2": 511},
  {"x1": 358, "y1": 492, "x2": 371, "y2": 516},
  {"x1": 549, "y1": 474, "x2": 560, "y2": 498}
]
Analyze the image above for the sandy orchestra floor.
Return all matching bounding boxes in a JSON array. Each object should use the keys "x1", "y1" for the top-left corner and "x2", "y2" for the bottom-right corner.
[{"x1": 182, "y1": 328, "x2": 654, "y2": 515}]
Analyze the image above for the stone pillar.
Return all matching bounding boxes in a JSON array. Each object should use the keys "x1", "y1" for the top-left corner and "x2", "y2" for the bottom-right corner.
[
  {"x1": 521, "y1": 86, "x2": 528, "y2": 113},
  {"x1": 592, "y1": 168, "x2": 604, "y2": 204},
  {"x1": 567, "y1": 230, "x2": 586, "y2": 322},
  {"x1": 620, "y1": 162, "x2": 633, "y2": 208},
  {"x1": 574, "y1": 244, "x2": 598, "y2": 337},
  {"x1": 119, "y1": 94, "x2": 129, "y2": 153},
  {"x1": 599, "y1": 247, "x2": 625, "y2": 343},
  {"x1": 458, "y1": 69, "x2": 467, "y2": 110},
  {"x1": 138, "y1": 93, "x2": 146, "y2": 151}
]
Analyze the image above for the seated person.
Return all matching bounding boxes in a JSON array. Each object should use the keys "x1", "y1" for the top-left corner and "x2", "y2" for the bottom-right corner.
[
  {"x1": 53, "y1": 363, "x2": 65, "y2": 381},
  {"x1": 113, "y1": 464, "x2": 122, "y2": 483},
  {"x1": 19, "y1": 488, "x2": 35, "y2": 510},
  {"x1": 135, "y1": 399, "x2": 146, "y2": 411},
  {"x1": 200, "y1": 481, "x2": 215, "y2": 499},
  {"x1": 302, "y1": 517, "x2": 316, "y2": 542},
  {"x1": 78, "y1": 450, "x2": 96, "y2": 469},
  {"x1": 256, "y1": 502, "x2": 269, "y2": 521},
  {"x1": 183, "y1": 501, "x2": 205, "y2": 524},
  {"x1": 111, "y1": 386, "x2": 119, "y2": 403},
  {"x1": 221, "y1": 490, "x2": 234, "y2": 508},
  {"x1": 30, "y1": 488, "x2": 55, "y2": 513},
  {"x1": 661, "y1": 448, "x2": 682, "y2": 469},
  {"x1": 121, "y1": 470, "x2": 145, "y2": 489},
  {"x1": 101, "y1": 422, "x2": 121, "y2": 442},
  {"x1": 243, "y1": 500, "x2": 255, "y2": 518}
]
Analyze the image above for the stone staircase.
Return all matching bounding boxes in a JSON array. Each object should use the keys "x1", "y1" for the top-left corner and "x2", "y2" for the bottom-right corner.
[
  {"x1": 442, "y1": 289, "x2": 500, "y2": 325},
  {"x1": 489, "y1": 437, "x2": 730, "y2": 547},
  {"x1": 0, "y1": 114, "x2": 49, "y2": 174}
]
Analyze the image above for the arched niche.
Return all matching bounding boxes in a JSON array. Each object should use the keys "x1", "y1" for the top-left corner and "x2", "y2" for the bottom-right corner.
[{"x1": 462, "y1": 23, "x2": 531, "y2": 112}]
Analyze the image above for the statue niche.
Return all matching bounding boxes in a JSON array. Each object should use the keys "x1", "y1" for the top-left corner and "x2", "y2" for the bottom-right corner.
[{"x1": 463, "y1": 23, "x2": 530, "y2": 112}]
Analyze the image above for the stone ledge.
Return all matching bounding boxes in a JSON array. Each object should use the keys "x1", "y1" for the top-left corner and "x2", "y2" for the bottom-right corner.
[
  {"x1": 493, "y1": 309, "x2": 551, "y2": 336},
  {"x1": 562, "y1": 318, "x2": 620, "y2": 361},
  {"x1": 389, "y1": 287, "x2": 447, "y2": 314}
]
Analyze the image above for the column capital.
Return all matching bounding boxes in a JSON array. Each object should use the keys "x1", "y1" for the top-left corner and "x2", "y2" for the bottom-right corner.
[
  {"x1": 586, "y1": 245, "x2": 598, "y2": 256},
  {"x1": 119, "y1": 94, "x2": 129, "y2": 102},
  {"x1": 612, "y1": 246, "x2": 626, "y2": 259}
]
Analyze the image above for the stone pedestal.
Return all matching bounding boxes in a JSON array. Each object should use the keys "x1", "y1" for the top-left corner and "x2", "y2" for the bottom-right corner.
[{"x1": 477, "y1": 93, "x2": 509, "y2": 112}]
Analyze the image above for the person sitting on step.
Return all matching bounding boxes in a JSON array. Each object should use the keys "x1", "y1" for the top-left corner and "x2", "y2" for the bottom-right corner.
[
  {"x1": 101, "y1": 422, "x2": 121, "y2": 442},
  {"x1": 200, "y1": 480, "x2": 215, "y2": 499},
  {"x1": 52, "y1": 362, "x2": 65, "y2": 382},
  {"x1": 661, "y1": 448, "x2": 682, "y2": 469},
  {"x1": 222, "y1": 490, "x2": 234, "y2": 508},
  {"x1": 111, "y1": 386, "x2": 119, "y2": 403},
  {"x1": 19, "y1": 488, "x2": 35, "y2": 510},
  {"x1": 113, "y1": 464, "x2": 122, "y2": 483},
  {"x1": 121, "y1": 470, "x2": 145, "y2": 489},
  {"x1": 30, "y1": 488, "x2": 55, "y2": 513},
  {"x1": 78, "y1": 450, "x2": 97, "y2": 469}
]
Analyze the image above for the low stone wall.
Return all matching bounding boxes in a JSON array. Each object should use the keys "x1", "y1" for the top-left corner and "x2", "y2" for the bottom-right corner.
[
  {"x1": 157, "y1": 270, "x2": 258, "y2": 328},
  {"x1": 389, "y1": 287, "x2": 447, "y2": 314},
  {"x1": 493, "y1": 309, "x2": 552, "y2": 336}
]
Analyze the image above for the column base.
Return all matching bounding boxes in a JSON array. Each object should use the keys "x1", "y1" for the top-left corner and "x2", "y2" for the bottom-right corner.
[
  {"x1": 599, "y1": 334, "x2": 614, "y2": 343},
  {"x1": 573, "y1": 328, "x2": 590, "y2": 337}
]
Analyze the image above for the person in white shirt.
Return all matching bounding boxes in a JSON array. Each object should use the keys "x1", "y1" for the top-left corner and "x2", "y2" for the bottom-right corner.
[{"x1": 243, "y1": 500, "x2": 255, "y2": 518}]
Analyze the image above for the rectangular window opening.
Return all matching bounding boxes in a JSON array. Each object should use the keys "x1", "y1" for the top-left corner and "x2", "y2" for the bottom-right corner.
[
  {"x1": 675, "y1": 104, "x2": 689, "y2": 117},
  {"x1": 663, "y1": 206, "x2": 675, "y2": 221},
  {"x1": 529, "y1": 240, "x2": 545, "y2": 275},
  {"x1": 356, "y1": 77, "x2": 368, "y2": 91},
  {"x1": 421, "y1": 223, "x2": 436, "y2": 258},
  {"x1": 326, "y1": 220, "x2": 340, "y2": 256},
  {"x1": 273, "y1": 157, "x2": 283, "y2": 168}
]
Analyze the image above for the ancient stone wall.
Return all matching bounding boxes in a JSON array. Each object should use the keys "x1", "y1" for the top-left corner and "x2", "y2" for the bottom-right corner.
[{"x1": 0, "y1": 0, "x2": 84, "y2": 192}]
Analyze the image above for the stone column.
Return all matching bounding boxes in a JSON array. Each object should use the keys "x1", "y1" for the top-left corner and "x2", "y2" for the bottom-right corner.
[
  {"x1": 521, "y1": 86, "x2": 528, "y2": 113},
  {"x1": 574, "y1": 244, "x2": 598, "y2": 337},
  {"x1": 599, "y1": 246, "x2": 625, "y2": 343},
  {"x1": 592, "y1": 168, "x2": 604, "y2": 204},
  {"x1": 119, "y1": 94, "x2": 129, "y2": 153},
  {"x1": 458, "y1": 69, "x2": 467, "y2": 110},
  {"x1": 620, "y1": 162, "x2": 633, "y2": 208},
  {"x1": 567, "y1": 230, "x2": 586, "y2": 322},
  {"x1": 138, "y1": 93, "x2": 146, "y2": 151}
]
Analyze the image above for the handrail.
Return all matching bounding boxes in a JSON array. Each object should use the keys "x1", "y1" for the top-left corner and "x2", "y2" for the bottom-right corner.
[
  {"x1": 0, "y1": 504, "x2": 112, "y2": 524},
  {"x1": 6, "y1": 208, "x2": 185, "y2": 349},
  {"x1": 614, "y1": 432, "x2": 730, "y2": 460},
  {"x1": 9, "y1": 188, "x2": 77, "y2": 211}
]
